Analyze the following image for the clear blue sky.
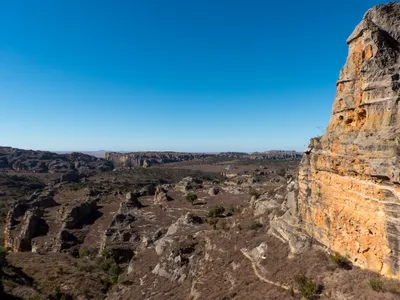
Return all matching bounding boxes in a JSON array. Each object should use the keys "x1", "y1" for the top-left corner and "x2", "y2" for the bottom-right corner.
[{"x1": 0, "y1": 0, "x2": 387, "y2": 152}]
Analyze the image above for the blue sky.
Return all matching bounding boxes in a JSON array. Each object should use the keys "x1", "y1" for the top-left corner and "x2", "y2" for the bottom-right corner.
[{"x1": 0, "y1": 0, "x2": 387, "y2": 152}]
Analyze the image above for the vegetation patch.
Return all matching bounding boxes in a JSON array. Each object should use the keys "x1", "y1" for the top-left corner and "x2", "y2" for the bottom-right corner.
[
  {"x1": 368, "y1": 277, "x2": 385, "y2": 292},
  {"x1": 329, "y1": 252, "x2": 352, "y2": 269},
  {"x1": 207, "y1": 206, "x2": 225, "y2": 218},
  {"x1": 185, "y1": 192, "x2": 198, "y2": 204},
  {"x1": 247, "y1": 220, "x2": 263, "y2": 230},
  {"x1": 294, "y1": 274, "x2": 320, "y2": 300}
]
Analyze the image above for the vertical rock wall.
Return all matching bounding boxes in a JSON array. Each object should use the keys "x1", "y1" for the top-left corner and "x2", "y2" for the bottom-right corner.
[{"x1": 298, "y1": 2, "x2": 400, "y2": 277}]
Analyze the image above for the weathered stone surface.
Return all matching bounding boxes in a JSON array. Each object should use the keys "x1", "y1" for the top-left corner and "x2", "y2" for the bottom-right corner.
[
  {"x1": 298, "y1": 2, "x2": 400, "y2": 278},
  {"x1": 98, "y1": 195, "x2": 144, "y2": 262},
  {"x1": 62, "y1": 198, "x2": 98, "y2": 230},
  {"x1": 4, "y1": 189, "x2": 57, "y2": 252},
  {"x1": 174, "y1": 177, "x2": 194, "y2": 193},
  {"x1": 154, "y1": 186, "x2": 171, "y2": 202},
  {"x1": 125, "y1": 191, "x2": 143, "y2": 208},
  {"x1": 152, "y1": 213, "x2": 202, "y2": 282},
  {"x1": 53, "y1": 198, "x2": 99, "y2": 251},
  {"x1": 208, "y1": 187, "x2": 220, "y2": 196},
  {"x1": 0, "y1": 146, "x2": 113, "y2": 174},
  {"x1": 5, "y1": 208, "x2": 43, "y2": 252}
]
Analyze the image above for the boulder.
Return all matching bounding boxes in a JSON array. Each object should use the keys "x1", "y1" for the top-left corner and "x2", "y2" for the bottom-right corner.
[
  {"x1": 154, "y1": 186, "x2": 171, "y2": 203},
  {"x1": 208, "y1": 187, "x2": 220, "y2": 196}
]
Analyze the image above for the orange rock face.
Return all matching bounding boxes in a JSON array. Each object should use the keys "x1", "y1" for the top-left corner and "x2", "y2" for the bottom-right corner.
[{"x1": 298, "y1": 3, "x2": 400, "y2": 278}]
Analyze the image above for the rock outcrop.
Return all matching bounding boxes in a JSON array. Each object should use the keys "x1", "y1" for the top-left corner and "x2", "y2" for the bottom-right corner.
[
  {"x1": 98, "y1": 193, "x2": 144, "y2": 262},
  {"x1": 298, "y1": 2, "x2": 400, "y2": 278},
  {"x1": 4, "y1": 190, "x2": 56, "y2": 252},
  {"x1": 6, "y1": 208, "x2": 43, "y2": 252},
  {"x1": 105, "y1": 152, "x2": 213, "y2": 168},
  {"x1": 105, "y1": 151, "x2": 302, "y2": 168},
  {"x1": 54, "y1": 197, "x2": 99, "y2": 252},
  {"x1": 0, "y1": 147, "x2": 113, "y2": 175}
]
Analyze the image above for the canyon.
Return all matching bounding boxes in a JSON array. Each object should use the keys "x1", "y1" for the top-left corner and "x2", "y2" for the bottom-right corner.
[{"x1": 2, "y1": 2, "x2": 400, "y2": 299}]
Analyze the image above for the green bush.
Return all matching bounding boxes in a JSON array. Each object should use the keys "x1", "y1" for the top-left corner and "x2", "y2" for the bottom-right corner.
[
  {"x1": 77, "y1": 262, "x2": 94, "y2": 273},
  {"x1": 108, "y1": 264, "x2": 121, "y2": 284},
  {"x1": 247, "y1": 220, "x2": 263, "y2": 230},
  {"x1": 226, "y1": 206, "x2": 235, "y2": 216},
  {"x1": 207, "y1": 217, "x2": 219, "y2": 229},
  {"x1": 207, "y1": 206, "x2": 225, "y2": 218},
  {"x1": 295, "y1": 274, "x2": 318, "y2": 300},
  {"x1": 368, "y1": 277, "x2": 385, "y2": 292},
  {"x1": 101, "y1": 248, "x2": 116, "y2": 260},
  {"x1": 185, "y1": 192, "x2": 198, "y2": 204},
  {"x1": 329, "y1": 252, "x2": 351, "y2": 269},
  {"x1": 100, "y1": 258, "x2": 115, "y2": 272},
  {"x1": 79, "y1": 249, "x2": 90, "y2": 258},
  {"x1": 70, "y1": 182, "x2": 86, "y2": 191}
]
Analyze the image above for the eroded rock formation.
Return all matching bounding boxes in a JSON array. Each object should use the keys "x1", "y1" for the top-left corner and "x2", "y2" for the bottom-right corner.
[
  {"x1": 105, "y1": 152, "x2": 213, "y2": 168},
  {"x1": 298, "y1": 2, "x2": 400, "y2": 277},
  {"x1": 105, "y1": 151, "x2": 302, "y2": 168},
  {"x1": 0, "y1": 147, "x2": 113, "y2": 174}
]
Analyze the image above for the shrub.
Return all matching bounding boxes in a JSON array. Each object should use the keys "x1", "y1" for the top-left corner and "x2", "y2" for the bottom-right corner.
[
  {"x1": 247, "y1": 221, "x2": 263, "y2": 230},
  {"x1": 295, "y1": 274, "x2": 318, "y2": 300},
  {"x1": 226, "y1": 206, "x2": 235, "y2": 216},
  {"x1": 108, "y1": 264, "x2": 121, "y2": 284},
  {"x1": 79, "y1": 249, "x2": 90, "y2": 258},
  {"x1": 77, "y1": 262, "x2": 94, "y2": 273},
  {"x1": 207, "y1": 206, "x2": 225, "y2": 218},
  {"x1": 329, "y1": 252, "x2": 351, "y2": 269},
  {"x1": 368, "y1": 277, "x2": 385, "y2": 292},
  {"x1": 207, "y1": 217, "x2": 219, "y2": 229},
  {"x1": 185, "y1": 192, "x2": 198, "y2": 204},
  {"x1": 70, "y1": 182, "x2": 86, "y2": 191},
  {"x1": 100, "y1": 258, "x2": 115, "y2": 272},
  {"x1": 102, "y1": 248, "x2": 116, "y2": 260},
  {"x1": 277, "y1": 169, "x2": 286, "y2": 177}
]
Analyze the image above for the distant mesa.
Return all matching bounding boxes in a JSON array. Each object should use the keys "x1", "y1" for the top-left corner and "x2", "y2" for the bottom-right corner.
[{"x1": 105, "y1": 150, "x2": 302, "y2": 168}]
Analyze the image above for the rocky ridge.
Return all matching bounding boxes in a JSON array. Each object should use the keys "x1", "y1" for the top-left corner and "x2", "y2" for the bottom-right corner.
[
  {"x1": 0, "y1": 147, "x2": 113, "y2": 175},
  {"x1": 106, "y1": 150, "x2": 302, "y2": 168}
]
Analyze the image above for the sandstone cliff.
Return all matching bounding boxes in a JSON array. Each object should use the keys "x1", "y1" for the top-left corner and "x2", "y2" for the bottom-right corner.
[{"x1": 298, "y1": 2, "x2": 400, "y2": 278}]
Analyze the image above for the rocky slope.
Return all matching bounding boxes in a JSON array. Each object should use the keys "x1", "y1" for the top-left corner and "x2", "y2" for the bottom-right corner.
[
  {"x1": 0, "y1": 147, "x2": 113, "y2": 175},
  {"x1": 298, "y1": 2, "x2": 400, "y2": 278}
]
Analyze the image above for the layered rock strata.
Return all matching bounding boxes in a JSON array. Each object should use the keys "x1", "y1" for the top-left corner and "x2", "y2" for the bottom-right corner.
[{"x1": 298, "y1": 2, "x2": 400, "y2": 277}]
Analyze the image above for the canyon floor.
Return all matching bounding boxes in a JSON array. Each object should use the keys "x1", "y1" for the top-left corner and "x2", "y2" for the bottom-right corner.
[{"x1": 1, "y1": 152, "x2": 400, "y2": 300}]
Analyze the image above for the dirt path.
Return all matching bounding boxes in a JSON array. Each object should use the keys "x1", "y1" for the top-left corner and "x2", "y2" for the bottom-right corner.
[{"x1": 240, "y1": 248, "x2": 297, "y2": 293}]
